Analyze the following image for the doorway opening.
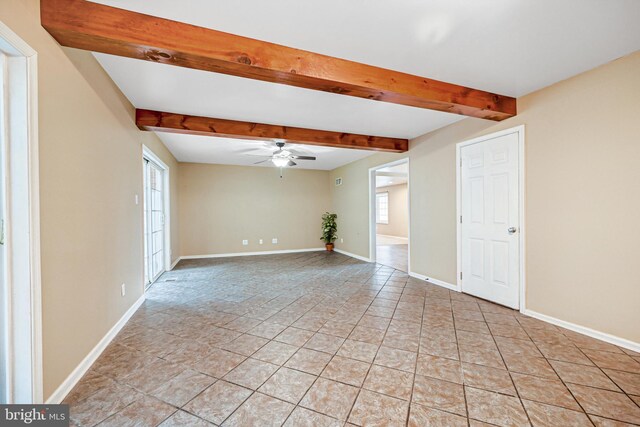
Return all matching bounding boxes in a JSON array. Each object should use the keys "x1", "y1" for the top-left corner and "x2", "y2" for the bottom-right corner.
[
  {"x1": 456, "y1": 125, "x2": 525, "y2": 310},
  {"x1": 142, "y1": 146, "x2": 171, "y2": 289},
  {"x1": 369, "y1": 159, "x2": 410, "y2": 272},
  {"x1": 0, "y1": 21, "x2": 42, "y2": 403}
]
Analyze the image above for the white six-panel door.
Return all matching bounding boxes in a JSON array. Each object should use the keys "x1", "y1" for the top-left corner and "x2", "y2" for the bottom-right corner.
[{"x1": 460, "y1": 131, "x2": 521, "y2": 308}]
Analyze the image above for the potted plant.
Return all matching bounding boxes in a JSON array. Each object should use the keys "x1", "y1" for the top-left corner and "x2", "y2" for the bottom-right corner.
[{"x1": 320, "y1": 212, "x2": 338, "y2": 251}]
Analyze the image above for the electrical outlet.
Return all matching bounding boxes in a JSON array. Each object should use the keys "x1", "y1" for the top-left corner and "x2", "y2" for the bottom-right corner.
[
  {"x1": 259, "y1": 239, "x2": 263, "y2": 245},
  {"x1": 134, "y1": 194, "x2": 139, "y2": 205},
  {"x1": 242, "y1": 240, "x2": 249, "y2": 246},
  {"x1": 121, "y1": 283, "x2": 126, "y2": 297},
  {"x1": 340, "y1": 238, "x2": 344, "y2": 243},
  {"x1": 272, "y1": 238, "x2": 278, "y2": 244}
]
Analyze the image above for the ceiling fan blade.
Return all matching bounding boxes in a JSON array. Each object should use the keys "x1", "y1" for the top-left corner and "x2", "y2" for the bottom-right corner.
[
  {"x1": 253, "y1": 159, "x2": 270, "y2": 165},
  {"x1": 287, "y1": 160, "x2": 297, "y2": 167},
  {"x1": 290, "y1": 155, "x2": 316, "y2": 161}
]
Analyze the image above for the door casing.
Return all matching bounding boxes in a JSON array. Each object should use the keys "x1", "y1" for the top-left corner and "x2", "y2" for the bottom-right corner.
[{"x1": 456, "y1": 125, "x2": 526, "y2": 312}]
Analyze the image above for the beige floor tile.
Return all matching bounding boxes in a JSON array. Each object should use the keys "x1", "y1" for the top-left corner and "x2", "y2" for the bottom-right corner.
[
  {"x1": 337, "y1": 339, "x2": 380, "y2": 363},
  {"x1": 283, "y1": 407, "x2": 342, "y2": 427},
  {"x1": 321, "y1": 355, "x2": 371, "y2": 387},
  {"x1": 299, "y1": 378, "x2": 359, "y2": 420},
  {"x1": 522, "y1": 400, "x2": 592, "y2": 427},
  {"x1": 502, "y1": 353, "x2": 557, "y2": 379},
  {"x1": 465, "y1": 386, "x2": 529, "y2": 426},
  {"x1": 191, "y1": 348, "x2": 246, "y2": 378},
  {"x1": 363, "y1": 365, "x2": 414, "y2": 400},
  {"x1": 318, "y1": 320, "x2": 356, "y2": 338},
  {"x1": 222, "y1": 392, "x2": 294, "y2": 427},
  {"x1": 349, "y1": 325, "x2": 385, "y2": 345},
  {"x1": 247, "y1": 321, "x2": 288, "y2": 339},
  {"x1": 511, "y1": 372, "x2": 580, "y2": 410},
  {"x1": 583, "y1": 349, "x2": 640, "y2": 374},
  {"x1": 285, "y1": 348, "x2": 333, "y2": 375},
  {"x1": 550, "y1": 359, "x2": 621, "y2": 391},
  {"x1": 348, "y1": 389, "x2": 409, "y2": 426},
  {"x1": 417, "y1": 354, "x2": 463, "y2": 384},
  {"x1": 567, "y1": 383, "x2": 640, "y2": 424},
  {"x1": 374, "y1": 346, "x2": 417, "y2": 372},
  {"x1": 252, "y1": 341, "x2": 298, "y2": 365},
  {"x1": 151, "y1": 369, "x2": 216, "y2": 407},
  {"x1": 223, "y1": 358, "x2": 279, "y2": 389},
  {"x1": 304, "y1": 332, "x2": 345, "y2": 354},
  {"x1": 183, "y1": 380, "x2": 252, "y2": 425},
  {"x1": 412, "y1": 375, "x2": 466, "y2": 416},
  {"x1": 274, "y1": 327, "x2": 315, "y2": 346},
  {"x1": 69, "y1": 382, "x2": 142, "y2": 427},
  {"x1": 99, "y1": 396, "x2": 176, "y2": 427},
  {"x1": 536, "y1": 342, "x2": 594, "y2": 366},
  {"x1": 408, "y1": 404, "x2": 468, "y2": 427},
  {"x1": 258, "y1": 367, "x2": 316, "y2": 404},
  {"x1": 462, "y1": 363, "x2": 516, "y2": 395},
  {"x1": 158, "y1": 410, "x2": 212, "y2": 426},
  {"x1": 219, "y1": 334, "x2": 269, "y2": 356},
  {"x1": 603, "y1": 369, "x2": 640, "y2": 395},
  {"x1": 383, "y1": 331, "x2": 420, "y2": 352}
]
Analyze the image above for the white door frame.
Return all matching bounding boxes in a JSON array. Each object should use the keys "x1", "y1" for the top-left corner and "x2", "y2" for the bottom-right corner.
[
  {"x1": 368, "y1": 158, "x2": 410, "y2": 271},
  {"x1": 0, "y1": 21, "x2": 43, "y2": 403},
  {"x1": 142, "y1": 145, "x2": 171, "y2": 284},
  {"x1": 456, "y1": 125, "x2": 526, "y2": 312}
]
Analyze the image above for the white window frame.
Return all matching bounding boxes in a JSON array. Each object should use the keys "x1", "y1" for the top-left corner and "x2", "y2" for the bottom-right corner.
[
  {"x1": 376, "y1": 191, "x2": 389, "y2": 224},
  {"x1": 0, "y1": 20, "x2": 43, "y2": 403}
]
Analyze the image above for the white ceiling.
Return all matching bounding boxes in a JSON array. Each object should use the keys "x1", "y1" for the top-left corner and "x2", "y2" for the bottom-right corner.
[
  {"x1": 159, "y1": 134, "x2": 375, "y2": 171},
  {"x1": 376, "y1": 163, "x2": 408, "y2": 188},
  {"x1": 90, "y1": 0, "x2": 640, "y2": 170}
]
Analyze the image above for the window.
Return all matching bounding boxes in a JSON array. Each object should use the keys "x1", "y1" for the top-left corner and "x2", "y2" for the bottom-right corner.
[{"x1": 376, "y1": 192, "x2": 389, "y2": 224}]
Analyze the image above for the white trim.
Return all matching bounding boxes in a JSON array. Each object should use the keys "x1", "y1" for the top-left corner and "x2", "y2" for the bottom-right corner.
[
  {"x1": 522, "y1": 309, "x2": 640, "y2": 354},
  {"x1": 46, "y1": 294, "x2": 146, "y2": 404},
  {"x1": 0, "y1": 19, "x2": 42, "y2": 404},
  {"x1": 333, "y1": 248, "x2": 372, "y2": 263},
  {"x1": 368, "y1": 158, "x2": 410, "y2": 270},
  {"x1": 409, "y1": 271, "x2": 459, "y2": 292},
  {"x1": 456, "y1": 125, "x2": 526, "y2": 311},
  {"x1": 169, "y1": 257, "x2": 180, "y2": 270},
  {"x1": 142, "y1": 145, "x2": 172, "y2": 279},
  {"x1": 180, "y1": 248, "x2": 326, "y2": 260}
]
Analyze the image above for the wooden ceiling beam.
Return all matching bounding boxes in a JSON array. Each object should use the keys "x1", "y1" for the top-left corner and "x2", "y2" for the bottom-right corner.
[
  {"x1": 136, "y1": 109, "x2": 409, "y2": 152},
  {"x1": 41, "y1": 0, "x2": 517, "y2": 121}
]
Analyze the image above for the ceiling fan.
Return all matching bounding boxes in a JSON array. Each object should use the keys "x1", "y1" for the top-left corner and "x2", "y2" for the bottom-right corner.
[{"x1": 250, "y1": 141, "x2": 316, "y2": 168}]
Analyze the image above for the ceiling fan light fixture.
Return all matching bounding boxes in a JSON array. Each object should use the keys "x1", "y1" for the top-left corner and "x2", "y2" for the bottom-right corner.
[{"x1": 272, "y1": 157, "x2": 289, "y2": 167}]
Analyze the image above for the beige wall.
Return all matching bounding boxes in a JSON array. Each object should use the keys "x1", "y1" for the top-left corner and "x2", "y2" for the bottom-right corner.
[
  {"x1": 332, "y1": 51, "x2": 640, "y2": 343},
  {"x1": 376, "y1": 184, "x2": 408, "y2": 238},
  {"x1": 179, "y1": 163, "x2": 330, "y2": 256},
  {"x1": 330, "y1": 153, "x2": 406, "y2": 256},
  {"x1": 1, "y1": 0, "x2": 179, "y2": 399}
]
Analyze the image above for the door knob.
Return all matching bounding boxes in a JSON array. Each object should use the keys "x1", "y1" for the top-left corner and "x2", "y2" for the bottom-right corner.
[{"x1": 508, "y1": 227, "x2": 517, "y2": 234}]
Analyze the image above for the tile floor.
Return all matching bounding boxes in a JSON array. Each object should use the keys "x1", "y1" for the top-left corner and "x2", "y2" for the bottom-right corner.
[
  {"x1": 376, "y1": 244, "x2": 408, "y2": 272},
  {"x1": 65, "y1": 252, "x2": 640, "y2": 426}
]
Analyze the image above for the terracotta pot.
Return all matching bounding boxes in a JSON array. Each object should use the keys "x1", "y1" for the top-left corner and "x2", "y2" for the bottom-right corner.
[{"x1": 325, "y1": 243, "x2": 334, "y2": 252}]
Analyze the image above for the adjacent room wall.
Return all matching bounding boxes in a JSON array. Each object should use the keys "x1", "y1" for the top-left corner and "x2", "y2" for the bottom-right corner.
[
  {"x1": 331, "y1": 51, "x2": 640, "y2": 344},
  {"x1": 0, "y1": 0, "x2": 180, "y2": 399},
  {"x1": 376, "y1": 183, "x2": 408, "y2": 238},
  {"x1": 179, "y1": 163, "x2": 330, "y2": 256}
]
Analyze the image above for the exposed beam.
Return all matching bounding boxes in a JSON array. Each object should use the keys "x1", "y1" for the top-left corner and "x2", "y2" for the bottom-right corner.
[
  {"x1": 136, "y1": 109, "x2": 409, "y2": 152},
  {"x1": 41, "y1": 0, "x2": 517, "y2": 121}
]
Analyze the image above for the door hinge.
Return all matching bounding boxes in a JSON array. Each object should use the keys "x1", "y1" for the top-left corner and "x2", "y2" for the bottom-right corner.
[
  {"x1": 0, "y1": 219, "x2": 4, "y2": 245},
  {"x1": 460, "y1": 271, "x2": 463, "y2": 280},
  {"x1": 459, "y1": 157, "x2": 462, "y2": 167},
  {"x1": 460, "y1": 215, "x2": 462, "y2": 224}
]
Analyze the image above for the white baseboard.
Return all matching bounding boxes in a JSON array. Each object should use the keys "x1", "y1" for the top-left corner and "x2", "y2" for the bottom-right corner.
[
  {"x1": 333, "y1": 248, "x2": 372, "y2": 263},
  {"x1": 46, "y1": 294, "x2": 146, "y2": 404},
  {"x1": 169, "y1": 257, "x2": 180, "y2": 270},
  {"x1": 522, "y1": 309, "x2": 640, "y2": 354},
  {"x1": 409, "y1": 271, "x2": 460, "y2": 292},
  {"x1": 179, "y1": 248, "x2": 325, "y2": 261}
]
